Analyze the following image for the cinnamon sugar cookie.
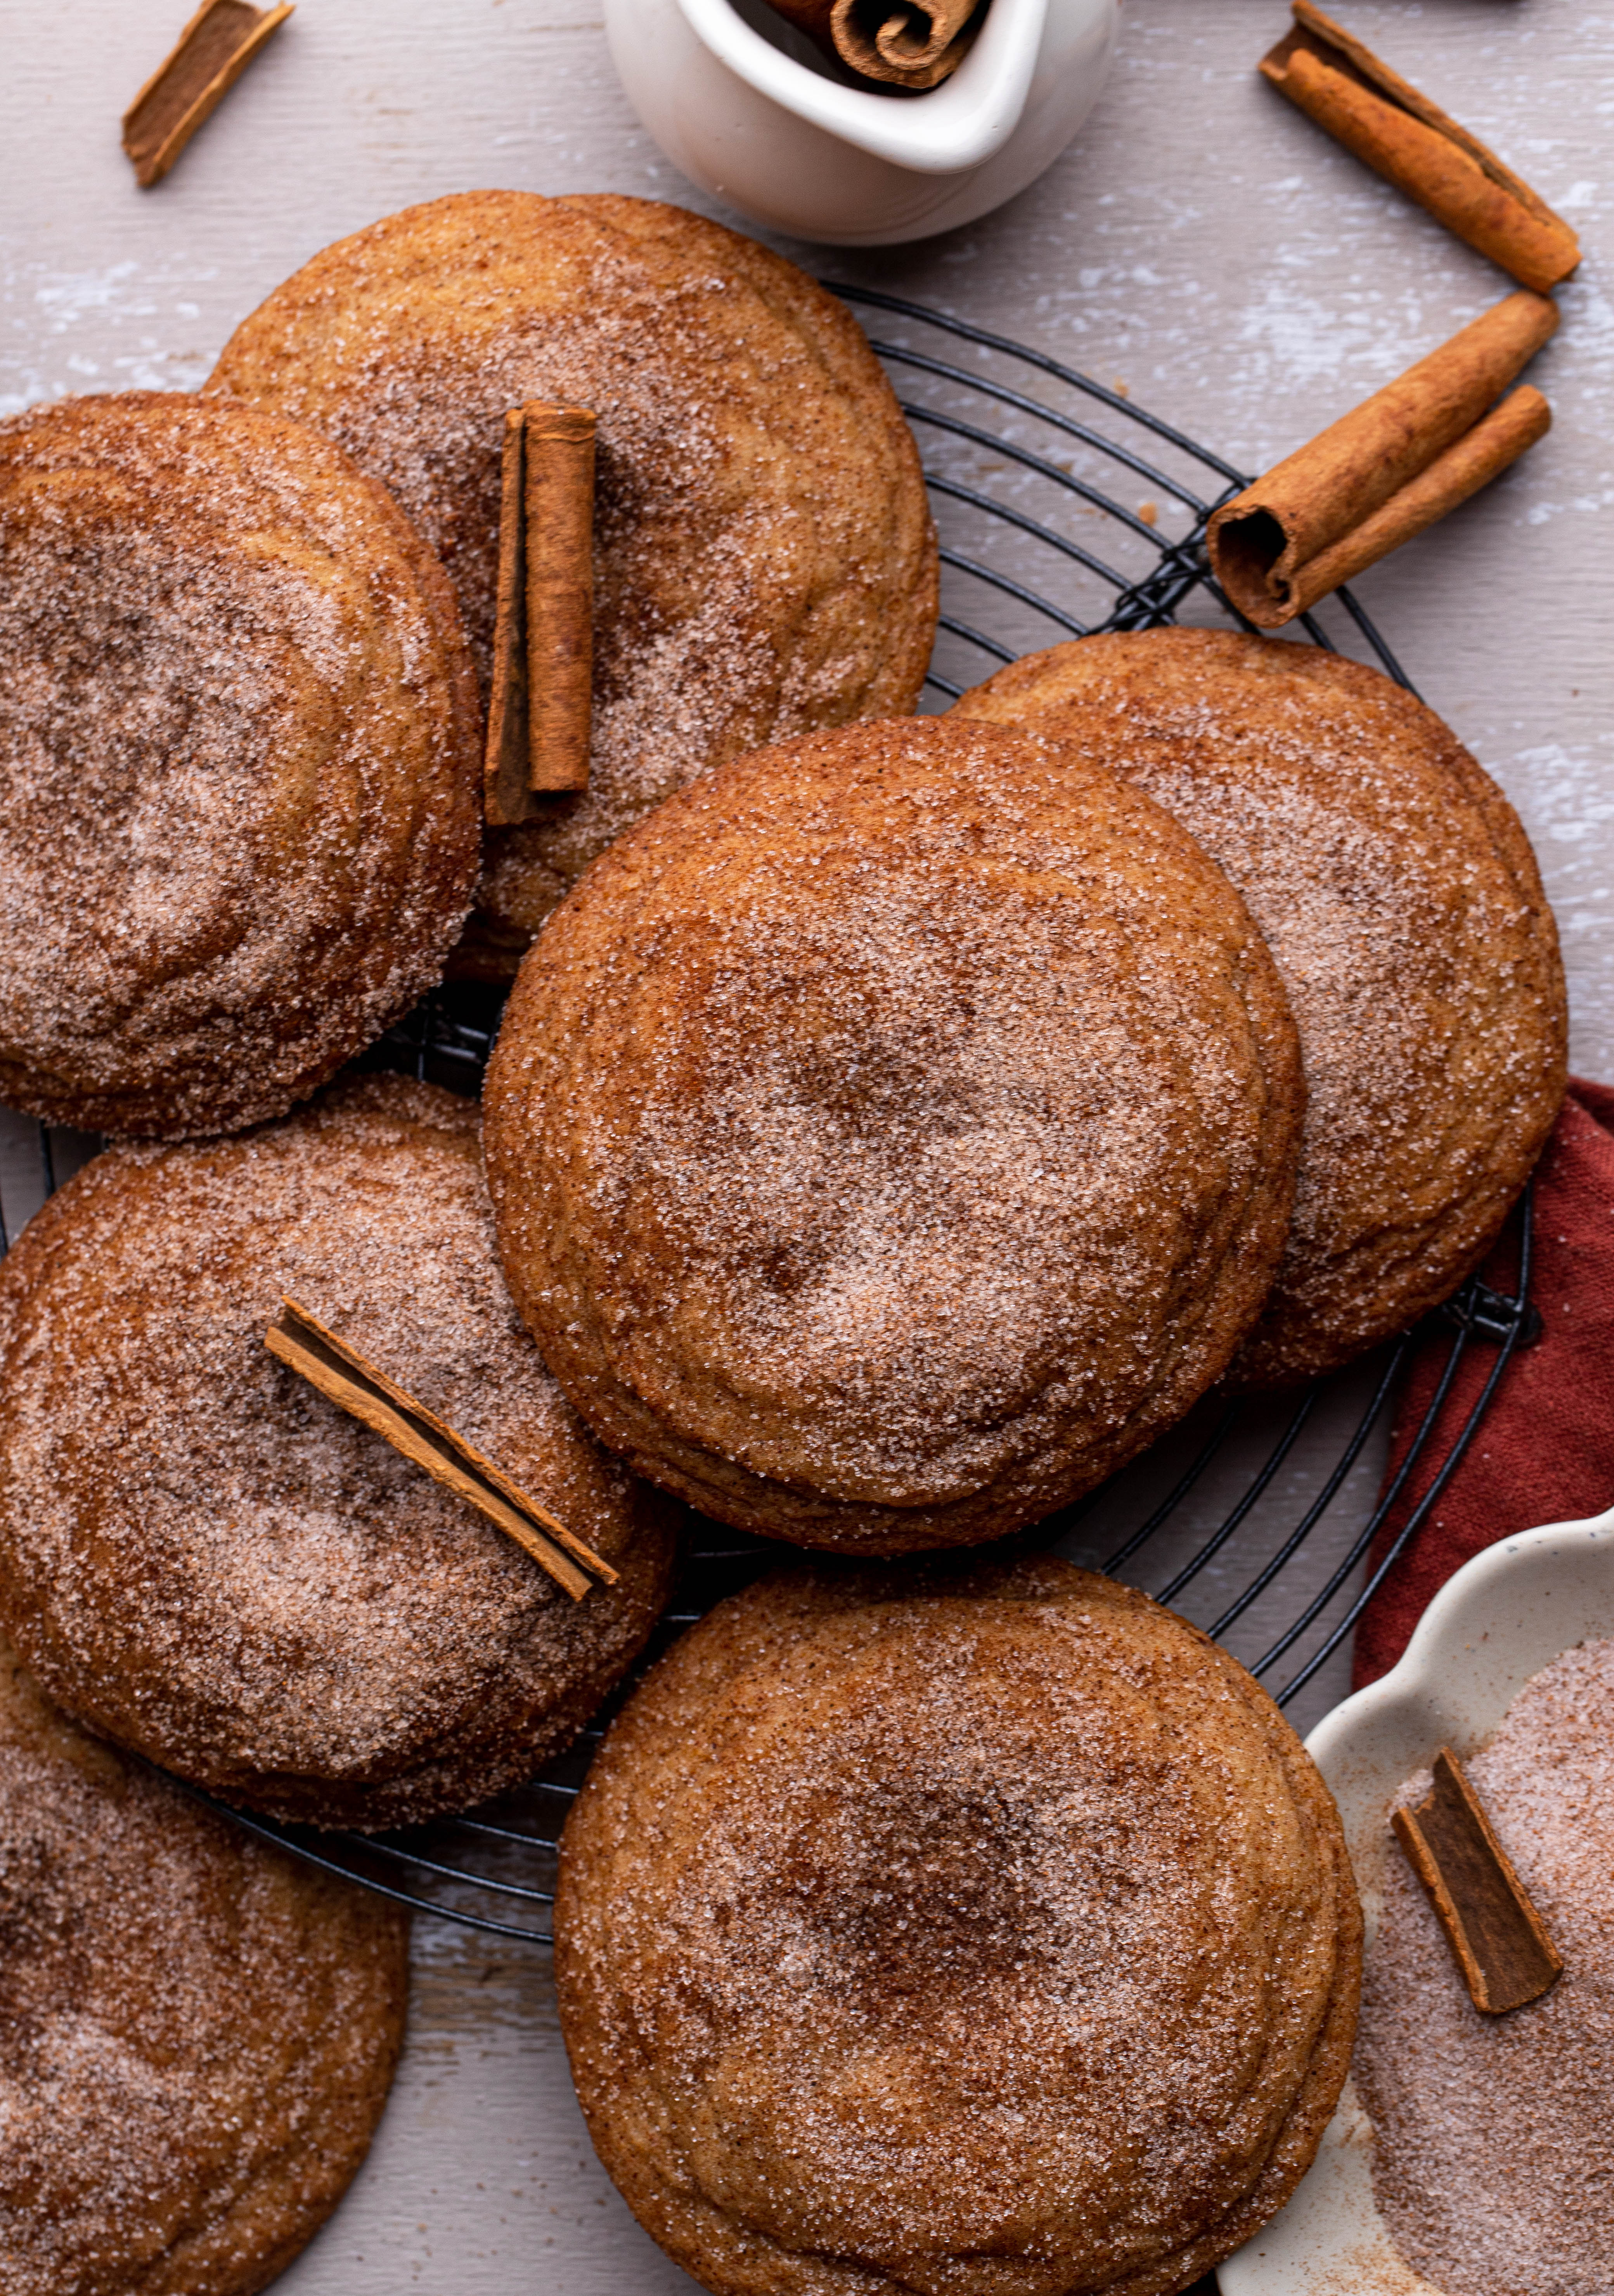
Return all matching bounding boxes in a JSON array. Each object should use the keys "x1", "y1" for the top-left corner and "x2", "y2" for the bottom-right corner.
[
  {"x1": 554, "y1": 1557, "x2": 1361, "y2": 2296},
  {"x1": 953, "y1": 628, "x2": 1567, "y2": 1385},
  {"x1": 0, "y1": 1633, "x2": 407, "y2": 2296},
  {"x1": 0, "y1": 391, "x2": 481, "y2": 1138},
  {"x1": 484, "y1": 717, "x2": 1303, "y2": 1553},
  {"x1": 0, "y1": 1076, "x2": 678, "y2": 1829},
  {"x1": 209, "y1": 192, "x2": 937, "y2": 970}
]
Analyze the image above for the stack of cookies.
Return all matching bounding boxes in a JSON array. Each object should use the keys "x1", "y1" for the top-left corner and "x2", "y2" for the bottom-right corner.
[{"x1": 0, "y1": 189, "x2": 1567, "y2": 2296}]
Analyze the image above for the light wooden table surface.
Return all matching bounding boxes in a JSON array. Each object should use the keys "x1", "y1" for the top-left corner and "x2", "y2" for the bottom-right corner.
[{"x1": 3, "y1": 2, "x2": 1609, "y2": 2287}]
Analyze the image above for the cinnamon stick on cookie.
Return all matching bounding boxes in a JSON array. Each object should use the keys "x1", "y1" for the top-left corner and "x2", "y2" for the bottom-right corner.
[
  {"x1": 267, "y1": 1296, "x2": 616, "y2": 1600},
  {"x1": 1207, "y1": 291, "x2": 1555, "y2": 628},
  {"x1": 1261, "y1": 2, "x2": 1580, "y2": 294},
  {"x1": 485, "y1": 412, "x2": 539, "y2": 826},
  {"x1": 485, "y1": 404, "x2": 596, "y2": 824},
  {"x1": 526, "y1": 406, "x2": 596, "y2": 794}
]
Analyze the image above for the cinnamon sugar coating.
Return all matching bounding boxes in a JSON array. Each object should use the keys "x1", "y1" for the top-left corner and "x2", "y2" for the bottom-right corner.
[
  {"x1": 0, "y1": 391, "x2": 481, "y2": 1139},
  {"x1": 952, "y1": 627, "x2": 1567, "y2": 1386},
  {"x1": 484, "y1": 717, "x2": 1304, "y2": 1554},
  {"x1": 208, "y1": 192, "x2": 938, "y2": 972},
  {"x1": 0, "y1": 1634, "x2": 408, "y2": 2296},
  {"x1": 0, "y1": 1076, "x2": 679, "y2": 1829},
  {"x1": 554, "y1": 1558, "x2": 1361, "y2": 2296}
]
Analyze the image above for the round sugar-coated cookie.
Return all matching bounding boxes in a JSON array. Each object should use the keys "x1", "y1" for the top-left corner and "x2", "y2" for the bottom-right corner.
[
  {"x1": 952, "y1": 627, "x2": 1567, "y2": 1386},
  {"x1": 554, "y1": 1557, "x2": 1362, "y2": 2296},
  {"x1": 0, "y1": 1075, "x2": 679, "y2": 1829},
  {"x1": 0, "y1": 390, "x2": 481, "y2": 1138},
  {"x1": 483, "y1": 716, "x2": 1304, "y2": 1553},
  {"x1": 0, "y1": 1632, "x2": 408, "y2": 2296},
  {"x1": 208, "y1": 192, "x2": 938, "y2": 970}
]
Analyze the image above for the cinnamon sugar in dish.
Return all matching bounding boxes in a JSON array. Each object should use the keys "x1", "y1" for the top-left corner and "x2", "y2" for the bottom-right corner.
[{"x1": 1354, "y1": 1638, "x2": 1614, "y2": 2296}]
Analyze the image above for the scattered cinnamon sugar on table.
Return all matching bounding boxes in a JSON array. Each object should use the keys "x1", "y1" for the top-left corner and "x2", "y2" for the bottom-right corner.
[
  {"x1": 1261, "y1": 0, "x2": 1580, "y2": 293},
  {"x1": 1355, "y1": 1637, "x2": 1614, "y2": 2296},
  {"x1": 123, "y1": 0, "x2": 293, "y2": 188}
]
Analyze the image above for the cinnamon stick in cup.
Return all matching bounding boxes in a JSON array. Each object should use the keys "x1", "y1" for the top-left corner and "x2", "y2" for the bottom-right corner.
[
  {"x1": 484, "y1": 403, "x2": 596, "y2": 826},
  {"x1": 1261, "y1": 2, "x2": 1580, "y2": 295},
  {"x1": 1207, "y1": 290, "x2": 1556, "y2": 629},
  {"x1": 765, "y1": 0, "x2": 982, "y2": 90}
]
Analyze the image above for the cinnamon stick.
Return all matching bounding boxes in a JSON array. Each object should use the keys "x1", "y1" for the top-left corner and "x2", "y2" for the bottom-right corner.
[
  {"x1": 484, "y1": 404, "x2": 596, "y2": 825},
  {"x1": 1261, "y1": 3, "x2": 1580, "y2": 295},
  {"x1": 485, "y1": 412, "x2": 539, "y2": 828},
  {"x1": 123, "y1": 0, "x2": 294, "y2": 189},
  {"x1": 265, "y1": 1297, "x2": 617, "y2": 1603},
  {"x1": 764, "y1": 0, "x2": 981, "y2": 90},
  {"x1": 1207, "y1": 291, "x2": 1556, "y2": 628},
  {"x1": 1392, "y1": 1748, "x2": 1563, "y2": 2015},
  {"x1": 526, "y1": 407, "x2": 596, "y2": 796}
]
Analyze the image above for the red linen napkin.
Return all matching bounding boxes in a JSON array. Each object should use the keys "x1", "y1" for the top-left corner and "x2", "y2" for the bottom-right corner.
[{"x1": 1351, "y1": 1080, "x2": 1614, "y2": 1687}]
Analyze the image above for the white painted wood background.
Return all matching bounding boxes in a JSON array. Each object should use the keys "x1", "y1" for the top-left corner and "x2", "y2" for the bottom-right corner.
[{"x1": 2, "y1": 2, "x2": 1610, "y2": 2287}]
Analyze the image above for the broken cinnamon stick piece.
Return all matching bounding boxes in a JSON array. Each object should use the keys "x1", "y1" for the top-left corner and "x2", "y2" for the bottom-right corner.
[
  {"x1": 484, "y1": 404, "x2": 595, "y2": 824},
  {"x1": 123, "y1": 0, "x2": 294, "y2": 189},
  {"x1": 1392, "y1": 1748, "x2": 1563, "y2": 2015},
  {"x1": 763, "y1": 0, "x2": 981, "y2": 90},
  {"x1": 1261, "y1": 3, "x2": 1580, "y2": 294},
  {"x1": 265, "y1": 1296, "x2": 617, "y2": 1603},
  {"x1": 1207, "y1": 290, "x2": 1556, "y2": 628}
]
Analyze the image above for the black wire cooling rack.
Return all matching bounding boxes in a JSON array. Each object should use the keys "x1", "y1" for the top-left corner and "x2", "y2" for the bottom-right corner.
[{"x1": 0, "y1": 291, "x2": 1540, "y2": 1943}]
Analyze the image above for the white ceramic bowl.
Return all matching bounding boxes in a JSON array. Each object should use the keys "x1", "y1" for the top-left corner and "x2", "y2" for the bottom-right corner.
[
  {"x1": 1220, "y1": 1508, "x2": 1614, "y2": 2296},
  {"x1": 603, "y1": 0, "x2": 1118, "y2": 244}
]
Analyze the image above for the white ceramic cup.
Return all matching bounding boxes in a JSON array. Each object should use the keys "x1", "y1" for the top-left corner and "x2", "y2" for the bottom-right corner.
[{"x1": 604, "y1": 0, "x2": 1119, "y2": 244}]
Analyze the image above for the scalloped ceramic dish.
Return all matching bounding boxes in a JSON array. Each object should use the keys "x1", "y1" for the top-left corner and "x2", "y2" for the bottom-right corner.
[{"x1": 1220, "y1": 1508, "x2": 1614, "y2": 2296}]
